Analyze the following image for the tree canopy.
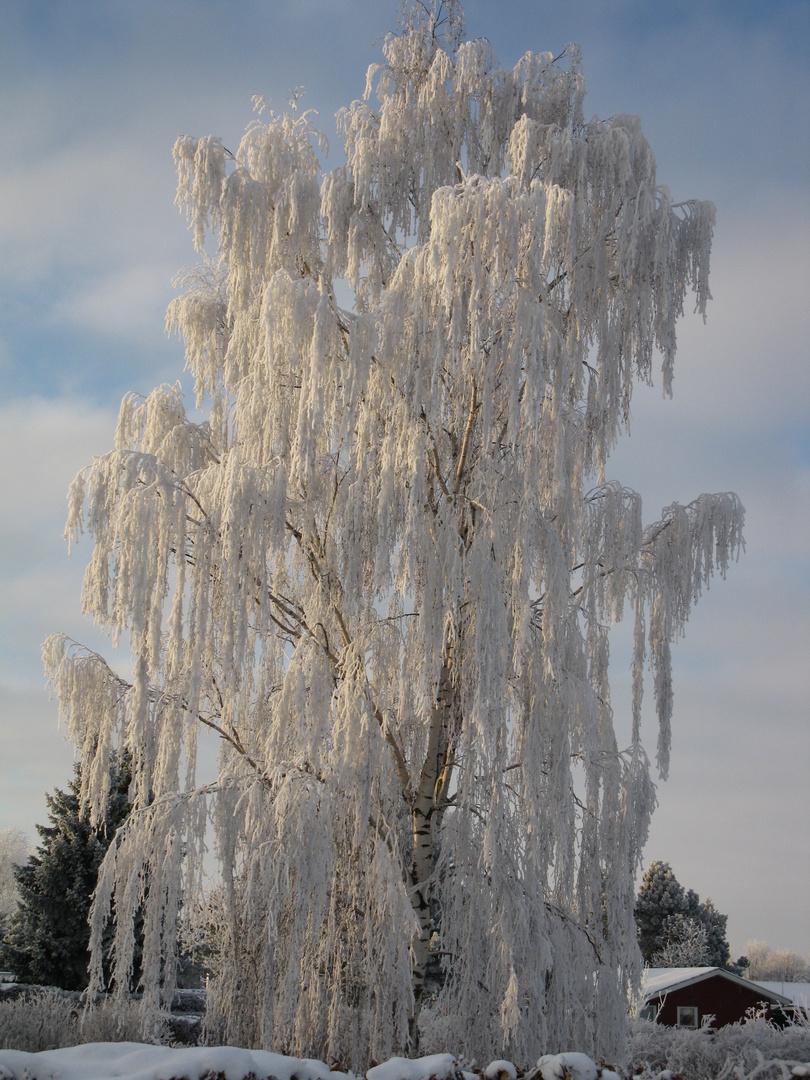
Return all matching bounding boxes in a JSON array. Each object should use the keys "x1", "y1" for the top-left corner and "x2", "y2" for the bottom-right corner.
[
  {"x1": 745, "y1": 941, "x2": 810, "y2": 983},
  {"x1": 44, "y1": 0, "x2": 743, "y2": 1066}
]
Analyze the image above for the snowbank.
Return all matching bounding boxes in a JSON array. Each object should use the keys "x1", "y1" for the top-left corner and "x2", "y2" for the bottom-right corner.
[
  {"x1": 0, "y1": 1042, "x2": 347, "y2": 1080},
  {"x1": 0, "y1": 1046, "x2": 617, "y2": 1080},
  {"x1": 367, "y1": 1053, "x2": 469, "y2": 1080},
  {"x1": 534, "y1": 1052, "x2": 617, "y2": 1080},
  {"x1": 1, "y1": 1041, "x2": 808, "y2": 1080},
  {"x1": 0, "y1": 1041, "x2": 352, "y2": 1080}
]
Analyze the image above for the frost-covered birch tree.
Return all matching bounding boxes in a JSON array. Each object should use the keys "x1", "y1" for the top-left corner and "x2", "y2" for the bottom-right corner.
[{"x1": 44, "y1": 0, "x2": 744, "y2": 1066}]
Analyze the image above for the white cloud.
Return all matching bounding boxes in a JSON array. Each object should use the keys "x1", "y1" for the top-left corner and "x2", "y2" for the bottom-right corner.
[
  {"x1": 0, "y1": 137, "x2": 179, "y2": 281},
  {"x1": 0, "y1": 684, "x2": 78, "y2": 837},
  {"x1": 0, "y1": 397, "x2": 133, "y2": 835},
  {"x1": 0, "y1": 397, "x2": 120, "y2": 685},
  {"x1": 0, "y1": 397, "x2": 116, "y2": 527},
  {"x1": 673, "y1": 202, "x2": 810, "y2": 428},
  {"x1": 51, "y1": 261, "x2": 179, "y2": 339}
]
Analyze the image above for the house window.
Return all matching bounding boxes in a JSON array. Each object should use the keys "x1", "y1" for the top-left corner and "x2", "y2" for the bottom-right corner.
[{"x1": 677, "y1": 1006, "x2": 698, "y2": 1029}]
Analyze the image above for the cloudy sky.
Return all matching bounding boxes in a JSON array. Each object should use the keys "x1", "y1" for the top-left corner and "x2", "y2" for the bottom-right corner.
[{"x1": 1, "y1": 0, "x2": 808, "y2": 961}]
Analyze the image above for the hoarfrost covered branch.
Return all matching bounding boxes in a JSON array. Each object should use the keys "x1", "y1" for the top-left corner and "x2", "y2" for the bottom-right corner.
[{"x1": 44, "y1": 0, "x2": 743, "y2": 1067}]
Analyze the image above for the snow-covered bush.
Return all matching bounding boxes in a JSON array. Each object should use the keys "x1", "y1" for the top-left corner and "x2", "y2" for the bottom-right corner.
[
  {"x1": 627, "y1": 1015, "x2": 810, "y2": 1080},
  {"x1": 0, "y1": 989, "x2": 163, "y2": 1053},
  {"x1": 0, "y1": 989, "x2": 76, "y2": 1053},
  {"x1": 80, "y1": 996, "x2": 162, "y2": 1045}
]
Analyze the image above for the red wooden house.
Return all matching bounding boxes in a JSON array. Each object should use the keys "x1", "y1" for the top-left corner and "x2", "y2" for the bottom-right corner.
[{"x1": 640, "y1": 967, "x2": 794, "y2": 1030}]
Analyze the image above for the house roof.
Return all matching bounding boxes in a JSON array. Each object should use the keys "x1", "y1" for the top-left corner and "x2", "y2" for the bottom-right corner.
[
  {"x1": 641, "y1": 967, "x2": 793, "y2": 1007},
  {"x1": 754, "y1": 983, "x2": 810, "y2": 1008}
]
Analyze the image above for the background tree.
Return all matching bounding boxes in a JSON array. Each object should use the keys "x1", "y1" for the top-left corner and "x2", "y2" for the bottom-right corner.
[
  {"x1": 746, "y1": 940, "x2": 771, "y2": 980},
  {"x1": 0, "y1": 827, "x2": 29, "y2": 946},
  {"x1": 745, "y1": 941, "x2": 810, "y2": 982},
  {"x1": 44, "y1": 0, "x2": 743, "y2": 1065},
  {"x1": 689, "y1": 896, "x2": 731, "y2": 970},
  {"x1": 635, "y1": 861, "x2": 688, "y2": 964},
  {"x1": 650, "y1": 915, "x2": 710, "y2": 967},
  {"x1": 0, "y1": 755, "x2": 133, "y2": 991},
  {"x1": 636, "y1": 861, "x2": 731, "y2": 968}
]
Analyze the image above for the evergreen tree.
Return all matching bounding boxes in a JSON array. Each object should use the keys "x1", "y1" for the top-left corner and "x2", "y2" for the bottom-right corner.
[
  {"x1": 635, "y1": 861, "x2": 731, "y2": 968},
  {"x1": 0, "y1": 755, "x2": 133, "y2": 991},
  {"x1": 696, "y1": 897, "x2": 731, "y2": 969},
  {"x1": 635, "y1": 861, "x2": 687, "y2": 963}
]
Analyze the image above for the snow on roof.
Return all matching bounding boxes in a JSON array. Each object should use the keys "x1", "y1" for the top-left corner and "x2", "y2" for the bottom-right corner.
[
  {"x1": 641, "y1": 967, "x2": 793, "y2": 1006},
  {"x1": 641, "y1": 967, "x2": 717, "y2": 997},
  {"x1": 754, "y1": 982, "x2": 810, "y2": 1008}
]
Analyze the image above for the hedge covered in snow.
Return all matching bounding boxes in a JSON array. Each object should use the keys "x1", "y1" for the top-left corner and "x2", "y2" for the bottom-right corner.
[{"x1": 0, "y1": 995, "x2": 808, "y2": 1080}]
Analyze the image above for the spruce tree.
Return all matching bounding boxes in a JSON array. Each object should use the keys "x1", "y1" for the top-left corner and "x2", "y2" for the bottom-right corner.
[
  {"x1": 635, "y1": 861, "x2": 687, "y2": 963},
  {"x1": 635, "y1": 861, "x2": 731, "y2": 968},
  {"x1": 693, "y1": 897, "x2": 731, "y2": 969},
  {"x1": 0, "y1": 755, "x2": 133, "y2": 991}
]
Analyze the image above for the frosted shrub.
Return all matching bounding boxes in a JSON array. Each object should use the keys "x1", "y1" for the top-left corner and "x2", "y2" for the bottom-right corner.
[
  {"x1": 0, "y1": 989, "x2": 77, "y2": 1052},
  {"x1": 80, "y1": 994, "x2": 163, "y2": 1044},
  {"x1": 0, "y1": 989, "x2": 167, "y2": 1052},
  {"x1": 415, "y1": 1005, "x2": 468, "y2": 1058},
  {"x1": 628, "y1": 1017, "x2": 810, "y2": 1080}
]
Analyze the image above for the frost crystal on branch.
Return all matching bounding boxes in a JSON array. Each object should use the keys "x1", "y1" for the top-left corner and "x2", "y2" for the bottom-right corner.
[{"x1": 45, "y1": 1, "x2": 743, "y2": 1067}]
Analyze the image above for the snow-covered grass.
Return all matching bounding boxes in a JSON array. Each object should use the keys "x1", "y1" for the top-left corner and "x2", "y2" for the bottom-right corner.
[{"x1": 0, "y1": 1000, "x2": 808, "y2": 1080}]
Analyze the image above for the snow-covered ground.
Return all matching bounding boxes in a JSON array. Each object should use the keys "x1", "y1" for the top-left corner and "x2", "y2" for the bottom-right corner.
[
  {"x1": 0, "y1": 1046, "x2": 624, "y2": 1080},
  {"x1": 1, "y1": 1040, "x2": 809, "y2": 1080},
  {"x1": 0, "y1": 1042, "x2": 348, "y2": 1080}
]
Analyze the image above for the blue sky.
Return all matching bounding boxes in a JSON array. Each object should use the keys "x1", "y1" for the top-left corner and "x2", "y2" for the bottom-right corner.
[{"x1": 1, "y1": 0, "x2": 808, "y2": 959}]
